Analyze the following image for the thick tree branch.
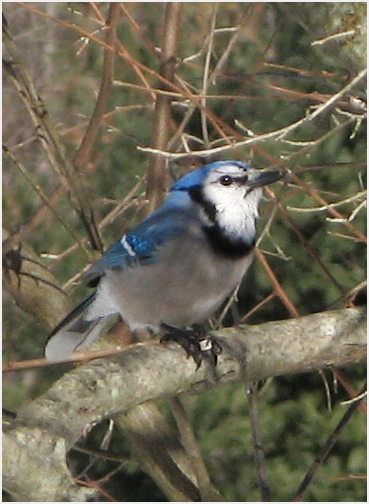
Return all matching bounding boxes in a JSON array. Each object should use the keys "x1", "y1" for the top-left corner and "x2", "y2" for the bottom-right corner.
[{"x1": 3, "y1": 307, "x2": 366, "y2": 501}]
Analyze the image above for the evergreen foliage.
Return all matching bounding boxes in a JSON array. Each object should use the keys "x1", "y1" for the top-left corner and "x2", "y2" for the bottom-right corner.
[{"x1": 3, "y1": 3, "x2": 366, "y2": 501}]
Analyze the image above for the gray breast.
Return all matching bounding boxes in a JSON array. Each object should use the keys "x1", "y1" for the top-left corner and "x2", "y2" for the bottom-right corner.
[{"x1": 88, "y1": 226, "x2": 254, "y2": 330}]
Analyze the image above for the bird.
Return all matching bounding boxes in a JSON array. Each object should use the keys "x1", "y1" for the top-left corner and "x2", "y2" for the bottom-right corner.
[{"x1": 45, "y1": 160, "x2": 283, "y2": 365}]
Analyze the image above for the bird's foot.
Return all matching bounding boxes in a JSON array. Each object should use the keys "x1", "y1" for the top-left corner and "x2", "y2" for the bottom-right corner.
[{"x1": 160, "y1": 324, "x2": 222, "y2": 368}]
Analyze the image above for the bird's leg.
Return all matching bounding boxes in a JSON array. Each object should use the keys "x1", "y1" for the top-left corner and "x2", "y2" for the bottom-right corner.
[{"x1": 160, "y1": 324, "x2": 222, "y2": 368}]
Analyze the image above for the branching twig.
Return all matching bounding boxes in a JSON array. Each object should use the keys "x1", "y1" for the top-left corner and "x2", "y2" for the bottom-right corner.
[
  {"x1": 73, "y1": 3, "x2": 119, "y2": 176},
  {"x1": 247, "y1": 383, "x2": 272, "y2": 501},
  {"x1": 3, "y1": 20, "x2": 101, "y2": 254},
  {"x1": 146, "y1": 2, "x2": 183, "y2": 214},
  {"x1": 293, "y1": 382, "x2": 367, "y2": 502},
  {"x1": 200, "y1": 3, "x2": 218, "y2": 146}
]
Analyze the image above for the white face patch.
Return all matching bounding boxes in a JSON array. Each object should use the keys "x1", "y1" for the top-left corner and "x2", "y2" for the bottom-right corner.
[{"x1": 201, "y1": 164, "x2": 263, "y2": 241}]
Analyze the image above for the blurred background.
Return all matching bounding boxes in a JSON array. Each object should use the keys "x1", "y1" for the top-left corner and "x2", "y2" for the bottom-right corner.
[{"x1": 3, "y1": 3, "x2": 366, "y2": 501}]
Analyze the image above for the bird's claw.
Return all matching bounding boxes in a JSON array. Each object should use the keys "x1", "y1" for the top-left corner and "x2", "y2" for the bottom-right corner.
[{"x1": 160, "y1": 324, "x2": 222, "y2": 368}]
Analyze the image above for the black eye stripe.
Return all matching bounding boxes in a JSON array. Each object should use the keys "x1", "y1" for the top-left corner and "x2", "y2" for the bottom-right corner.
[{"x1": 218, "y1": 174, "x2": 248, "y2": 186}]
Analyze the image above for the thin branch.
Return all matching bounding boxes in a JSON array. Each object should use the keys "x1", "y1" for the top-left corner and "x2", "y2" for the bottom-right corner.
[
  {"x1": 170, "y1": 396, "x2": 223, "y2": 501},
  {"x1": 73, "y1": 3, "x2": 120, "y2": 173},
  {"x1": 293, "y1": 382, "x2": 367, "y2": 502},
  {"x1": 146, "y1": 2, "x2": 183, "y2": 214},
  {"x1": 276, "y1": 203, "x2": 347, "y2": 295},
  {"x1": 332, "y1": 367, "x2": 367, "y2": 415},
  {"x1": 3, "y1": 146, "x2": 90, "y2": 255},
  {"x1": 247, "y1": 383, "x2": 272, "y2": 501},
  {"x1": 89, "y1": 2, "x2": 156, "y2": 100},
  {"x1": 286, "y1": 190, "x2": 367, "y2": 213},
  {"x1": 3, "y1": 21, "x2": 101, "y2": 254},
  {"x1": 200, "y1": 3, "x2": 218, "y2": 146},
  {"x1": 255, "y1": 248, "x2": 300, "y2": 318},
  {"x1": 2, "y1": 184, "x2": 65, "y2": 257},
  {"x1": 17, "y1": 2, "x2": 236, "y2": 149}
]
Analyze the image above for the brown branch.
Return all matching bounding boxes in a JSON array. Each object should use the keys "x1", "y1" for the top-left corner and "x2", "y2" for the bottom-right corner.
[
  {"x1": 293, "y1": 382, "x2": 367, "y2": 502},
  {"x1": 73, "y1": 3, "x2": 119, "y2": 173},
  {"x1": 2, "y1": 148, "x2": 89, "y2": 255},
  {"x1": 146, "y1": 2, "x2": 183, "y2": 214},
  {"x1": 248, "y1": 383, "x2": 272, "y2": 501},
  {"x1": 3, "y1": 19, "x2": 101, "y2": 255},
  {"x1": 332, "y1": 367, "x2": 367, "y2": 415},
  {"x1": 117, "y1": 402, "x2": 203, "y2": 502},
  {"x1": 276, "y1": 201, "x2": 347, "y2": 295},
  {"x1": 255, "y1": 248, "x2": 300, "y2": 318},
  {"x1": 2, "y1": 184, "x2": 64, "y2": 257},
  {"x1": 169, "y1": 396, "x2": 223, "y2": 501},
  {"x1": 11, "y1": 2, "x2": 260, "y2": 151}
]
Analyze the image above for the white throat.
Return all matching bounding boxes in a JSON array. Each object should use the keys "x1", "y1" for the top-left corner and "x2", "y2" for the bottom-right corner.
[{"x1": 203, "y1": 185, "x2": 262, "y2": 243}]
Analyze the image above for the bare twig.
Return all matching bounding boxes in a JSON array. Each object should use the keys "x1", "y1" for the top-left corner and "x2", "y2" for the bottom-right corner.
[
  {"x1": 73, "y1": 3, "x2": 119, "y2": 174},
  {"x1": 293, "y1": 383, "x2": 367, "y2": 502},
  {"x1": 255, "y1": 248, "x2": 300, "y2": 318},
  {"x1": 146, "y1": 2, "x2": 183, "y2": 214},
  {"x1": 170, "y1": 396, "x2": 223, "y2": 501},
  {"x1": 3, "y1": 147, "x2": 89, "y2": 255},
  {"x1": 276, "y1": 203, "x2": 346, "y2": 295},
  {"x1": 3, "y1": 21, "x2": 101, "y2": 254},
  {"x1": 332, "y1": 367, "x2": 367, "y2": 415},
  {"x1": 2, "y1": 184, "x2": 65, "y2": 257},
  {"x1": 200, "y1": 3, "x2": 218, "y2": 146},
  {"x1": 247, "y1": 383, "x2": 272, "y2": 501}
]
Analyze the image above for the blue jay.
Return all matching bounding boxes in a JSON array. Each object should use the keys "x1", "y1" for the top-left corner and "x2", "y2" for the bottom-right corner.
[{"x1": 45, "y1": 160, "x2": 282, "y2": 364}]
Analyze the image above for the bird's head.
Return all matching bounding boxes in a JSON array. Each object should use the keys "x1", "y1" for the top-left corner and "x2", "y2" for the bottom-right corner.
[{"x1": 171, "y1": 161, "x2": 283, "y2": 237}]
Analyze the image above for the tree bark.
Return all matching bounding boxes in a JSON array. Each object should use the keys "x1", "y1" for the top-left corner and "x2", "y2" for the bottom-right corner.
[{"x1": 3, "y1": 306, "x2": 366, "y2": 501}]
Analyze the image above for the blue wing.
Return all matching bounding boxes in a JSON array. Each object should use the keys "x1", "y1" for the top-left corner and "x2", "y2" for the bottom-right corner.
[{"x1": 85, "y1": 194, "x2": 195, "y2": 286}]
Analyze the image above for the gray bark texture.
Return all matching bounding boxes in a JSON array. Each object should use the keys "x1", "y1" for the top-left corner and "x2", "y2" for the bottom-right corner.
[{"x1": 3, "y1": 306, "x2": 366, "y2": 501}]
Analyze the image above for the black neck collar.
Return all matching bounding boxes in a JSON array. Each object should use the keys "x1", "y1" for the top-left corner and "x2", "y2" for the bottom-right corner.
[
  {"x1": 188, "y1": 185, "x2": 217, "y2": 223},
  {"x1": 203, "y1": 225, "x2": 255, "y2": 258},
  {"x1": 188, "y1": 185, "x2": 255, "y2": 259}
]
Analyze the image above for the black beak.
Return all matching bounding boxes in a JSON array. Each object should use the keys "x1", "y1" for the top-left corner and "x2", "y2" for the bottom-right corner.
[{"x1": 248, "y1": 170, "x2": 284, "y2": 189}]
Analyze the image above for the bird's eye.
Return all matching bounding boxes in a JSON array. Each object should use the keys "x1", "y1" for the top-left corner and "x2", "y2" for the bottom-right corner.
[{"x1": 219, "y1": 175, "x2": 233, "y2": 186}]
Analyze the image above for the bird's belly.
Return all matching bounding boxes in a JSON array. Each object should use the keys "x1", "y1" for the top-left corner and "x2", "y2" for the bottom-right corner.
[{"x1": 95, "y1": 247, "x2": 254, "y2": 330}]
